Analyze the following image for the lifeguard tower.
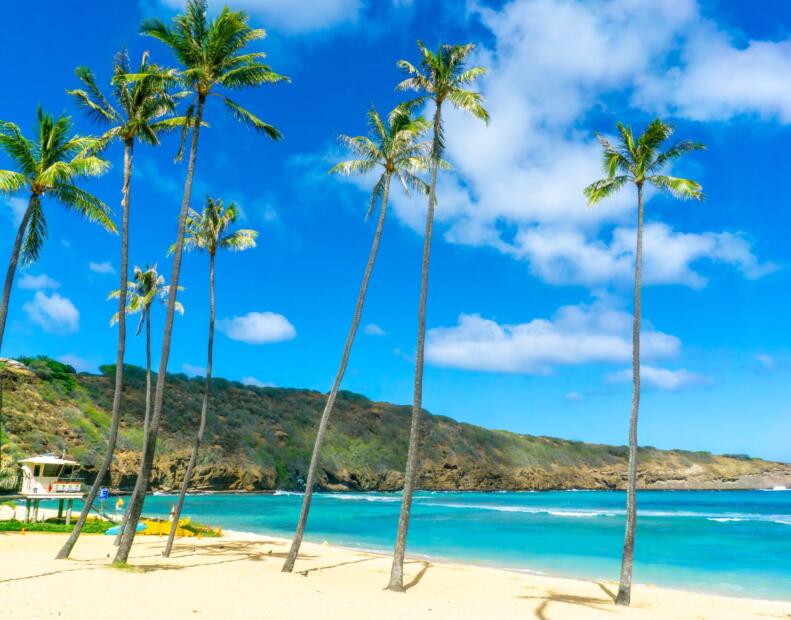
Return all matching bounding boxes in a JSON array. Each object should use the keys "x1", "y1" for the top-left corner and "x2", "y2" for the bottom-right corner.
[{"x1": 18, "y1": 454, "x2": 85, "y2": 523}]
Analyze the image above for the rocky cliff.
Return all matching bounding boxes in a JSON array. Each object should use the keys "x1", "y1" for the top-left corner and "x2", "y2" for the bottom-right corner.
[{"x1": 2, "y1": 357, "x2": 790, "y2": 492}]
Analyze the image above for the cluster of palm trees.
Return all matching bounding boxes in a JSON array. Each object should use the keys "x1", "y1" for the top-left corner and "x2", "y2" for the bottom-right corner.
[{"x1": 0, "y1": 0, "x2": 705, "y2": 608}]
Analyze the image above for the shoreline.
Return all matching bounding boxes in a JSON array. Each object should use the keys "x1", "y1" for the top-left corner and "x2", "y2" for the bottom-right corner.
[{"x1": 1, "y1": 531, "x2": 789, "y2": 619}]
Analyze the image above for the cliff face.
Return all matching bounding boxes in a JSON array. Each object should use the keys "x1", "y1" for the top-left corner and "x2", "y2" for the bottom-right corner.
[{"x1": 2, "y1": 357, "x2": 790, "y2": 492}]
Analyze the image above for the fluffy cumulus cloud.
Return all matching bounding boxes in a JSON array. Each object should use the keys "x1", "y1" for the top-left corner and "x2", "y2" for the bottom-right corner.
[
  {"x1": 425, "y1": 299, "x2": 679, "y2": 374},
  {"x1": 217, "y1": 311, "x2": 296, "y2": 344},
  {"x1": 23, "y1": 292, "x2": 80, "y2": 334},
  {"x1": 157, "y1": 0, "x2": 363, "y2": 33},
  {"x1": 18, "y1": 273, "x2": 59, "y2": 290},
  {"x1": 511, "y1": 223, "x2": 777, "y2": 287},
  {"x1": 89, "y1": 261, "x2": 115, "y2": 275},
  {"x1": 636, "y1": 28, "x2": 791, "y2": 122},
  {"x1": 382, "y1": 0, "x2": 776, "y2": 289},
  {"x1": 607, "y1": 365, "x2": 713, "y2": 391},
  {"x1": 755, "y1": 354, "x2": 776, "y2": 370}
]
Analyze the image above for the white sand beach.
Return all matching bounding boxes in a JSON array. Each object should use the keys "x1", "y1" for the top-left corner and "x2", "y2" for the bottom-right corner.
[{"x1": 0, "y1": 532, "x2": 788, "y2": 619}]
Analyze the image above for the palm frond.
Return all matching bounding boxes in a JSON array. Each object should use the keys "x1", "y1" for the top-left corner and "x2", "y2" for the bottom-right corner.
[
  {"x1": 222, "y1": 96, "x2": 282, "y2": 140},
  {"x1": 583, "y1": 175, "x2": 629, "y2": 206},
  {"x1": 0, "y1": 170, "x2": 27, "y2": 194},
  {"x1": 648, "y1": 175, "x2": 704, "y2": 200}
]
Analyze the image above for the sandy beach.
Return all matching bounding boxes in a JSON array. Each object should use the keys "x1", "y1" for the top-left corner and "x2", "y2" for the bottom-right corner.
[{"x1": 0, "y1": 532, "x2": 788, "y2": 620}]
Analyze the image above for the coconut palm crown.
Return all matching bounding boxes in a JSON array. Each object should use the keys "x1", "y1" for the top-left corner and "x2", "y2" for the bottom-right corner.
[
  {"x1": 0, "y1": 108, "x2": 113, "y2": 263},
  {"x1": 140, "y1": 0, "x2": 289, "y2": 150},
  {"x1": 110, "y1": 264, "x2": 183, "y2": 333},
  {"x1": 67, "y1": 49, "x2": 185, "y2": 148},
  {"x1": 396, "y1": 41, "x2": 489, "y2": 157},
  {"x1": 331, "y1": 107, "x2": 432, "y2": 217},
  {"x1": 584, "y1": 119, "x2": 704, "y2": 205},
  {"x1": 181, "y1": 197, "x2": 257, "y2": 256}
]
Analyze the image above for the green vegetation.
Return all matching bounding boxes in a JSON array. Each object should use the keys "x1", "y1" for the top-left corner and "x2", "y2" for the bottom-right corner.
[
  {"x1": 1, "y1": 357, "x2": 786, "y2": 498},
  {"x1": 0, "y1": 519, "x2": 113, "y2": 534}
]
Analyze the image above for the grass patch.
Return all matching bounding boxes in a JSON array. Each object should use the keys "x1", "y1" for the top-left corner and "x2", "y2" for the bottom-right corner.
[{"x1": 0, "y1": 519, "x2": 113, "y2": 533}]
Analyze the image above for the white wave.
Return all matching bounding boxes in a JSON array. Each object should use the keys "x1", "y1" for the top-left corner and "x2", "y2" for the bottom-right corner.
[
  {"x1": 328, "y1": 493, "x2": 401, "y2": 503},
  {"x1": 707, "y1": 517, "x2": 748, "y2": 523},
  {"x1": 273, "y1": 490, "x2": 302, "y2": 496}
]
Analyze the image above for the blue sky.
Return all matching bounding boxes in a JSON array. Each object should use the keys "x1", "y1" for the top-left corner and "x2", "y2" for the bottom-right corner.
[{"x1": 1, "y1": 0, "x2": 790, "y2": 461}]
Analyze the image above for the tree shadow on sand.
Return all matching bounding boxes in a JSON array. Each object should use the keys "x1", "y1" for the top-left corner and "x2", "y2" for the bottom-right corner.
[{"x1": 520, "y1": 590, "x2": 616, "y2": 620}]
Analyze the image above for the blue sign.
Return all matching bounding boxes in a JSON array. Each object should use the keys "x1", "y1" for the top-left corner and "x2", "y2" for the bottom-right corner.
[{"x1": 99, "y1": 487, "x2": 109, "y2": 501}]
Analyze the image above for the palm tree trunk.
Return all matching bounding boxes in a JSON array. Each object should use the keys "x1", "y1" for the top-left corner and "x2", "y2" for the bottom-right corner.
[
  {"x1": 57, "y1": 139, "x2": 134, "y2": 560},
  {"x1": 387, "y1": 104, "x2": 443, "y2": 592},
  {"x1": 282, "y1": 175, "x2": 392, "y2": 573},
  {"x1": 163, "y1": 251, "x2": 215, "y2": 557},
  {"x1": 114, "y1": 307, "x2": 153, "y2": 546},
  {"x1": 0, "y1": 196, "x2": 35, "y2": 353},
  {"x1": 114, "y1": 97, "x2": 206, "y2": 565},
  {"x1": 615, "y1": 183, "x2": 644, "y2": 606}
]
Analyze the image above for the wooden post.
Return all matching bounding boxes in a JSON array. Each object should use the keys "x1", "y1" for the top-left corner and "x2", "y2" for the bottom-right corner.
[
  {"x1": 58, "y1": 499, "x2": 64, "y2": 520},
  {"x1": 66, "y1": 499, "x2": 73, "y2": 525},
  {"x1": 33, "y1": 499, "x2": 39, "y2": 522},
  {"x1": 24, "y1": 498, "x2": 30, "y2": 522}
]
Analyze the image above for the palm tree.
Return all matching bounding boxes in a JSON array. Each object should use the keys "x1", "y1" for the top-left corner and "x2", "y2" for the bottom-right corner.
[
  {"x1": 386, "y1": 42, "x2": 488, "y2": 592},
  {"x1": 163, "y1": 197, "x2": 256, "y2": 557},
  {"x1": 0, "y1": 108, "x2": 113, "y2": 353},
  {"x1": 282, "y1": 107, "x2": 431, "y2": 572},
  {"x1": 57, "y1": 50, "x2": 184, "y2": 560},
  {"x1": 114, "y1": 0, "x2": 288, "y2": 564},
  {"x1": 110, "y1": 264, "x2": 183, "y2": 545},
  {"x1": 584, "y1": 119, "x2": 703, "y2": 606}
]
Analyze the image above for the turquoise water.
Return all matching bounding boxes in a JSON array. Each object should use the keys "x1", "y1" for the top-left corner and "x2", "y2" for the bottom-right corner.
[
  {"x1": 122, "y1": 489, "x2": 791, "y2": 600},
  {"x1": 29, "y1": 489, "x2": 788, "y2": 599}
]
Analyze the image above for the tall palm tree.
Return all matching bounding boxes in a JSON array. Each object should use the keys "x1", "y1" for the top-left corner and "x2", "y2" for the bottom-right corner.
[
  {"x1": 584, "y1": 119, "x2": 703, "y2": 606},
  {"x1": 115, "y1": 0, "x2": 288, "y2": 564},
  {"x1": 282, "y1": 107, "x2": 431, "y2": 572},
  {"x1": 386, "y1": 41, "x2": 488, "y2": 592},
  {"x1": 163, "y1": 197, "x2": 256, "y2": 557},
  {"x1": 57, "y1": 50, "x2": 184, "y2": 560},
  {"x1": 110, "y1": 264, "x2": 182, "y2": 545},
  {"x1": 0, "y1": 108, "x2": 113, "y2": 353},
  {"x1": 387, "y1": 41, "x2": 489, "y2": 592}
]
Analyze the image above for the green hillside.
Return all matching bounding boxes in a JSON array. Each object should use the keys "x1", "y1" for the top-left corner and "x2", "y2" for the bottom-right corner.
[{"x1": 2, "y1": 356, "x2": 790, "y2": 492}]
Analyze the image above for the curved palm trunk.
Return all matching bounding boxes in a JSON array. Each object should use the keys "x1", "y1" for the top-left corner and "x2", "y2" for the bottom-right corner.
[
  {"x1": 57, "y1": 139, "x2": 134, "y2": 559},
  {"x1": 0, "y1": 196, "x2": 35, "y2": 353},
  {"x1": 163, "y1": 251, "x2": 215, "y2": 557},
  {"x1": 114, "y1": 97, "x2": 205, "y2": 565},
  {"x1": 114, "y1": 308, "x2": 153, "y2": 546},
  {"x1": 387, "y1": 105, "x2": 442, "y2": 592},
  {"x1": 615, "y1": 183, "x2": 644, "y2": 606},
  {"x1": 282, "y1": 175, "x2": 392, "y2": 573}
]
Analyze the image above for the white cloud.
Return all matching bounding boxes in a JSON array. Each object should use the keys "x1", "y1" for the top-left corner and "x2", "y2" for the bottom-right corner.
[
  {"x1": 57, "y1": 354, "x2": 97, "y2": 373},
  {"x1": 241, "y1": 376, "x2": 275, "y2": 388},
  {"x1": 89, "y1": 261, "x2": 115, "y2": 275},
  {"x1": 363, "y1": 323, "x2": 386, "y2": 336},
  {"x1": 18, "y1": 273, "x2": 59, "y2": 290},
  {"x1": 23, "y1": 292, "x2": 80, "y2": 334},
  {"x1": 564, "y1": 391, "x2": 584, "y2": 402},
  {"x1": 510, "y1": 222, "x2": 776, "y2": 287},
  {"x1": 157, "y1": 0, "x2": 363, "y2": 33},
  {"x1": 636, "y1": 28, "x2": 791, "y2": 122},
  {"x1": 181, "y1": 363, "x2": 206, "y2": 377},
  {"x1": 756, "y1": 354, "x2": 776, "y2": 370},
  {"x1": 607, "y1": 365, "x2": 713, "y2": 391},
  {"x1": 3, "y1": 197, "x2": 27, "y2": 226},
  {"x1": 217, "y1": 311, "x2": 296, "y2": 344},
  {"x1": 379, "y1": 0, "x2": 774, "y2": 289},
  {"x1": 426, "y1": 299, "x2": 679, "y2": 374}
]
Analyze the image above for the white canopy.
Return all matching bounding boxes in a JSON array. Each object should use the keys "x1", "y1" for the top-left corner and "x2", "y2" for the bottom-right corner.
[{"x1": 18, "y1": 454, "x2": 79, "y2": 466}]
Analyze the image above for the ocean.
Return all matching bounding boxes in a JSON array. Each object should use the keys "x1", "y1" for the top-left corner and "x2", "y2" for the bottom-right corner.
[{"x1": 129, "y1": 488, "x2": 791, "y2": 600}]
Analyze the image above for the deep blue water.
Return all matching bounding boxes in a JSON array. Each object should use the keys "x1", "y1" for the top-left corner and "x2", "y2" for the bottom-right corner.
[{"x1": 41, "y1": 489, "x2": 791, "y2": 600}]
